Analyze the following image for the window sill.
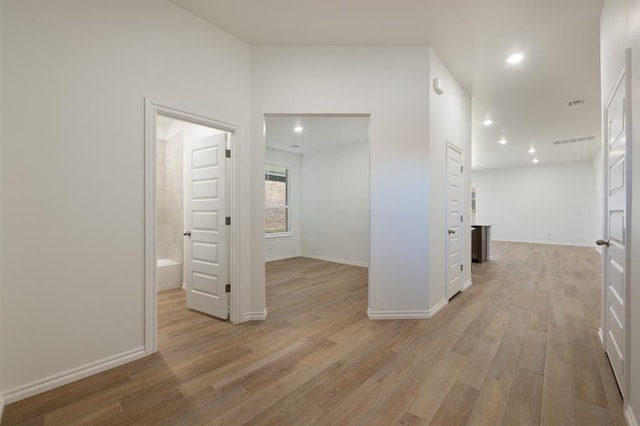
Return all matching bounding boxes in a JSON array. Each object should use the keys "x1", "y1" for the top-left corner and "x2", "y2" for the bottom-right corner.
[{"x1": 265, "y1": 232, "x2": 293, "y2": 239}]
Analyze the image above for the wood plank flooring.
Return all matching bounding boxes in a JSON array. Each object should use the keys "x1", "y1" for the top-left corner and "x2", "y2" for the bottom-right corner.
[{"x1": 2, "y1": 242, "x2": 625, "y2": 425}]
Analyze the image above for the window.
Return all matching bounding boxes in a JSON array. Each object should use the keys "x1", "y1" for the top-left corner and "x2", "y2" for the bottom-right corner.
[{"x1": 265, "y1": 165, "x2": 290, "y2": 234}]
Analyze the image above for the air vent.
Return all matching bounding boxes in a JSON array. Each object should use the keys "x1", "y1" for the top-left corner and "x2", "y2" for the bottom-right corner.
[
  {"x1": 567, "y1": 98, "x2": 586, "y2": 107},
  {"x1": 552, "y1": 135, "x2": 597, "y2": 146}
]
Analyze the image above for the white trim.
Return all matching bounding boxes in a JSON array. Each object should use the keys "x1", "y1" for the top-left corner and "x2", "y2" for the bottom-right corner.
[
  {"x1": 144, "y1": 99, "x2": 246, "y2": 355},
  {"x1": 265, "y1": 232, "x2": 293, "y2": 239},
  {"x1": 300, "y1": 253, "x2": 369, "y2": 268},
  {"x1": 0, "y1": 395, "x2": 4, "y2": 422},
  {"x1": 492, "y1": 238, "x2": 595, "y2": 248},
  {"x1": 625, "y1": 403, "x2": 638, "y2": 426},
  {"x1": 2, "y1": 348, "x2": 145, "y2": 404},
  {"x1": 243, "y1": 308, "x2": 268, "y2": 321},
  {"x1": 157, "y1": 282, "x2": 182, "y2": 292},
  {"x1": 462, "y1": 279, "x2": 473, "y2": 291},
  {"x1": 367, "y1": 299, "x2": 448, "y2": 320},
  {"x1": 181, "y1": 282, "x2": 187, "y2": 290},
  {"x1": 266, "y1": 253, "x2": 302, "y2": 262},
  {"x1": 598, "y1": 327, "x2": 604, "y2": 347}
]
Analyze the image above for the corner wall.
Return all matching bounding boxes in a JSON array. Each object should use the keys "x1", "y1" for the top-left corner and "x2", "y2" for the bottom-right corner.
[
  {"x1": 265, "y1": 148, "x2": 302, "y2": 261},
  {"x1": 600, "y1": 1, "x2": 640, "y2": 424},
  {"x1": 1, "y1": 0, "x2": 251, "y2": 402},
  {"x1": 428, "y1": 50, "x2": 472, "y2": 308},
  {"x1": 301, "y1": 141, "x2": 370, "y2": 267}
]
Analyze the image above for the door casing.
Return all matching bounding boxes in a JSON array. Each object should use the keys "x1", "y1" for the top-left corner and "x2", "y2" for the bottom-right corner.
[{"x1": 144, "y1": 99, "x2": 242, "y2": 355}]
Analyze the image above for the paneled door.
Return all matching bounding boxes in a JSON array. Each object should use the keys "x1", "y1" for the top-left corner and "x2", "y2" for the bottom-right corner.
[
  {"x1": 599, "y1": 50, "x2": 631, "y2": 395},
  {"x1": 184, "y1": 133, "x2": 229, "y2": 320},
  {"x1": 446, "y1": 142, "x2": 464, "y2": 299}
]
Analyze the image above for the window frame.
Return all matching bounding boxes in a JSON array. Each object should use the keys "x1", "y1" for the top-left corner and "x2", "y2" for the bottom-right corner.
[{"x1": 264, "y1": 164, "x2": 292, "y2": 237}]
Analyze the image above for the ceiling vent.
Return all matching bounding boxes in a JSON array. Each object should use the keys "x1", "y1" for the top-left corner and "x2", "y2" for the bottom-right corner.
[
  {"x1": 567, "y1": 98, "x2": 586, "y2": 107},
  {"x1": 552, "y1": 135, "x2": 597, "y2": 146}
]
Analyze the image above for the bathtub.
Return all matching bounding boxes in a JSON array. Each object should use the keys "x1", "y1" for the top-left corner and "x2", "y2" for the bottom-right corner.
[{"x1": 157, "y1": 258, "x2": 182, "y2": 292}]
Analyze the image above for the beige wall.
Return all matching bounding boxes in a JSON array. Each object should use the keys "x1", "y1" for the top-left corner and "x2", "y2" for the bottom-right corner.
[{"x1": 156, "y1": 133, "x2": 184, "y2": 265}]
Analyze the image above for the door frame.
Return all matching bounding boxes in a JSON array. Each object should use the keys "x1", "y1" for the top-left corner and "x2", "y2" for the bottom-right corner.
[
  {"x1": 144, "y1": 99, "x2": 242, "y2": 355},
  {"x1": 599, "y1": 49, "x2": 632, "y2": 398},
  {"x1": 445, "y1": 140, "x2": 464, "y2": 299}
]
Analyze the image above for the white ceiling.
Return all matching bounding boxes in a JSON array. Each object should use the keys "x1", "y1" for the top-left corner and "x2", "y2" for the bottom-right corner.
[
  {"x1": 265, "y1": 115, "x2": 369, "y2": 155},
  {"x1": 171, "y1": 0, "x2": 603, "y2": 170}
]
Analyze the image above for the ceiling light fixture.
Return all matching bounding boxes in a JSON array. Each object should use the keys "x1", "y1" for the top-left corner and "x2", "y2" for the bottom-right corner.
[
  {"x1": 482, "y1": 119, "x2": 493, "y2": 126},
  {"x1": 506, "y1": 53, "x2": 524, "y2": 64},
  {"x1": 293, "y1": 125, "x2": 303, "y2": 133},
  {"x1": 529, "y1": 147, "x2": 536, "y2": 154},
  {"x1": 499, "y1": 138, "x2": 508, "y2": 145},
  {"x1": 533, "y1": 158, "x2": 539, "y2": 164}
]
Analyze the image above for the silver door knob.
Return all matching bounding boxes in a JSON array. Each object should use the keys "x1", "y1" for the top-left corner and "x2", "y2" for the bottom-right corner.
[
  {"x1": 596, "y1": 239, "x2": 609, "y2": 247},
  {"x1": 448, "y1": 229, "x2": 456, "y2": 235},
  {"x1": 183, "y1": 231, "x2": 191, "y2": 237}
]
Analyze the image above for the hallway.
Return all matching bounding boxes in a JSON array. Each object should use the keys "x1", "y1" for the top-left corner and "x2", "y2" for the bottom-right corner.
[{"x1": 1, "y1": 242, "x2": 624, "y2": 425}]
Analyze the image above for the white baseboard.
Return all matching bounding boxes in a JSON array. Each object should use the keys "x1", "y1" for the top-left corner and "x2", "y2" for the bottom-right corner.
[
  {"x1": 300, "y1": 253, "x2": 369, "y2": 268},
  {"x1": 265, "y1": 253, "x2": 302, "y2": 262},
  {"x1": 2, "y1": 347, "x2": 145, "y2": 404},
  {"x1": 157, "y1": 282, "x2": 182, "y2": 292},
  {"x1": 367, "y1": 299, "x2": 448, "y2": 320},
  {"x1": 626, "y1": 403, "x2": 638, "y2": 426},
  {"x1": 463, "y1": 279, "x2": 473, "y2": 291},
  {"x1": 492, "y1": 239, "x2": 594, "y2": 248},
  {"x1": 181, "y1": 282, "x2": 186, "y2": 290},
  {"x1": 243, "y1": 308, "x2": 268, "y2": 321}
]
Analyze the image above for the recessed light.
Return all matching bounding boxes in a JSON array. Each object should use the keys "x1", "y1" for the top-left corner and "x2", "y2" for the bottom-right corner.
[
  {"x1": 499, "y1": 138, "x2": 508, "y2": 145},
  {"x1": 293, "y1": 125, "x2": 303, "y2": 133},
  {"x1": 482, "y1": 119, "x2": 493, "y2": 126},
  {"x1": 529, "y1": 147, "x2": 536, "y2": 154},
  {"x1": 533, "y1": 158, "x2": 539, "y2": 164},
  {"x1": 506, "y1": 53, "x2": 524, "y2": 64}
]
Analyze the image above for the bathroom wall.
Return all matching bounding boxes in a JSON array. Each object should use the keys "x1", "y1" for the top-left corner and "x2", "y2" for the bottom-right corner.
[{"x1": 156, "y1": 132, "x2": 184, "y2": 265}]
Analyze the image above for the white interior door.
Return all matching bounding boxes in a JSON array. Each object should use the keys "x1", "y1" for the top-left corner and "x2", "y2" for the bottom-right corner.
[
  {"x1": 184, "y1": 133, "x2": 229, "y2": 319},
  {"x1": 600, "y1": 51, "x2": 631, "y2": 395},
  {"x1": 446, "y1": 142, "x2": 464, "y2": 299}
]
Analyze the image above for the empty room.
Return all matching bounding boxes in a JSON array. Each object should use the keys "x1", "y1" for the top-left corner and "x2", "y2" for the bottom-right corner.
[{"x1": 0, "y1": 0, "x2": 639, "y2": 425}]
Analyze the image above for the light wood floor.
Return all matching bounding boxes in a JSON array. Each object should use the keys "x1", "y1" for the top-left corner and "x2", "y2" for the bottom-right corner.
[{"x1": 2, "y1": 242, "x2": 626, "y2": 425}]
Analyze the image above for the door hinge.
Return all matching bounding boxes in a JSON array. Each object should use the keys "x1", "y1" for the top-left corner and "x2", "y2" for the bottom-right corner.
[
  {"x1": 225, "y1": 216, "x2": 231, "y2": 226},
  {"x1": 225, "y1": 284, "x2": 231, "y2": 293},
  {"x1": 460, "y1": 264, "x2": 464, "y2": 271},
  {"x1": 461, "y1": 165, "x2": 463, "y2": 173},
  {"x1": 225, "y1": 149, "x2": 231, "y2": 158},
  {"x1": 460, "y1": 215, "x2": 463, "y2": 222}
]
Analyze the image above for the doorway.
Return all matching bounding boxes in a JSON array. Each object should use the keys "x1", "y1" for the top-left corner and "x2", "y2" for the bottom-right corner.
[
  {"x1": 263, "y1": 114, "x2": 371, "y2": 309},
  {"x1": 144, "y1": 101, "x2": 241, "y2": 354},
  {"x1": 446, "y1": 141, "x2": 464, "y2": 299}
]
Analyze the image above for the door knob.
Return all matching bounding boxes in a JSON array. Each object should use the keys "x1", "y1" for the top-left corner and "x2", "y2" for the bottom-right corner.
[
  {"x1": 448, "y1": 229, "x2": 456, "y2": 235},
  {"x1": 596, "y1": 239, "x2": 609, "y2": 247},
  {"x1": 183, "y1": 231, "x2": 192, "y2": 237}
]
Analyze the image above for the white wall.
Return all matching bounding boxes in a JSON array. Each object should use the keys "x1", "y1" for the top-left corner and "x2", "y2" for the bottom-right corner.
[
  {"x1": 264, "y1": 148, "x2": 301, "y2": 261},
  {"x1": 251, "y1": 46, "x2": 471, "y2": 317},
  {"x1": 600, "y1": 1, "x2": 640, "y2": 423},
  {"x1": 0, "y1": 0, "x2": 4, "y2": 416},
  {"x1": 1, "y1": 0, "x2": 251, "y2": 401},
  {"x1": 301, "y1": 141, "x2": 369, "y2": 267},
  {"x1": 472, "y1": 161, "x2": 598, "y2": 247},
  {"x1": 428, "y1": 51, "x2": 472, "y2": 306}
]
